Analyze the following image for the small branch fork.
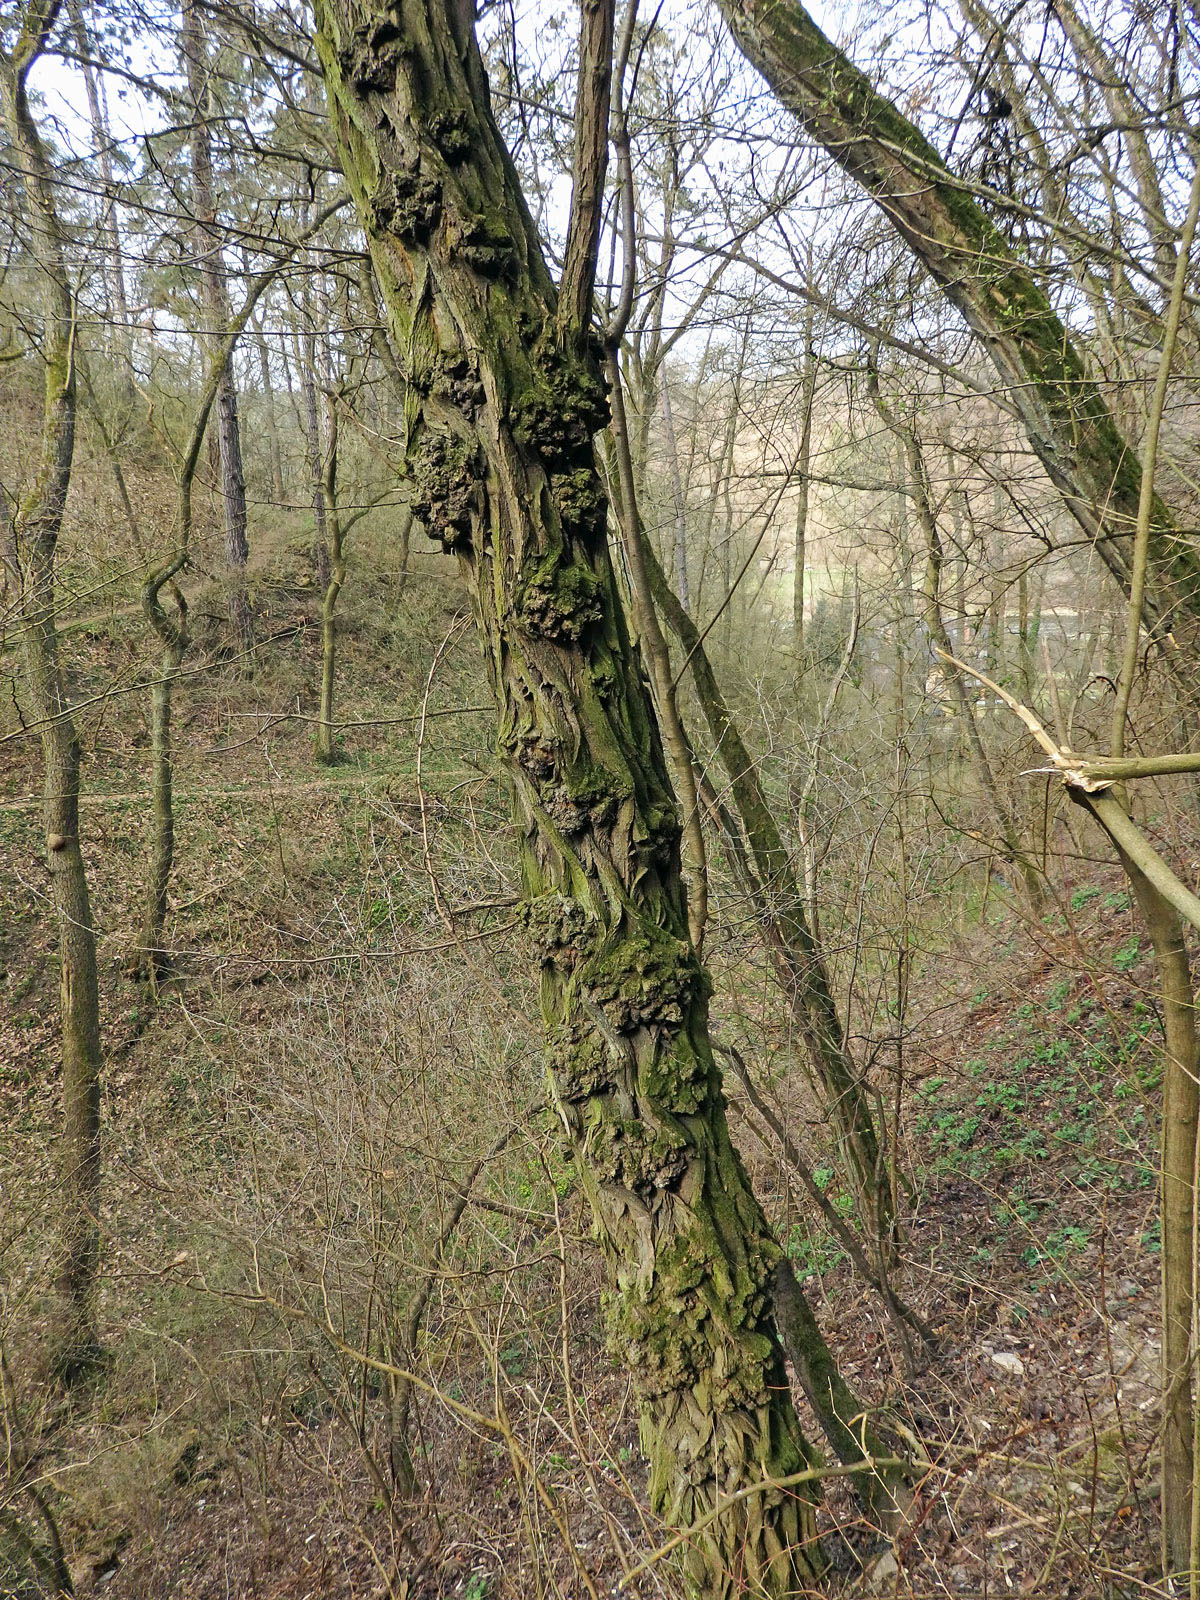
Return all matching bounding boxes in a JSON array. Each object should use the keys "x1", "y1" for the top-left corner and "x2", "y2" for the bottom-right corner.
[{"x1": 935, "y1": 647, "x2": 1200, "y2": 933}]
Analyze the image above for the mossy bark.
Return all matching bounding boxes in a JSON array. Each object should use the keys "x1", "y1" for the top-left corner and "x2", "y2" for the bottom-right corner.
[
  {"x1": 716, "y1": 0, "x2": 1200, "y2": 643},
  {"x1": 313, "y1": 2, "x2": 823, "y2": 1590}
]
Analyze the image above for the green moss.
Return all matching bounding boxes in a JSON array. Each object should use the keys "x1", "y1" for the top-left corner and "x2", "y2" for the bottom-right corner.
[
  {"x1": 514, "y1": 548, "x2": 603, "y2": 643},
  {"x1": 543, "y1": 764, "x2": 621, "y2": 837},
  {"x1": 431, "y1": 348, "x2": 485, "y2": 415},
  {"x1": 521, "y1": 892, "x2": 593, "y2": 969},
  {"x1": 547, "y1": 1021, "x2": 613, "y2": 1102},
  {"x1": 586, "y1": 1113, "x2": 688, "y2": 1194},
  {"x1": 629, "y1": 800, "x2": 681, "y2": 879},
  {"x1": 408, "y1": 428, "x2": 482, "y2": 549},
  {"x1": 429, "y1": 109, "x2": 472, "y2": 162},
  {"x1": 381, "y1": 166, "x2": 443, "y2": 245},
  {"x1": 551, "y1": 467, "x2": 607, "y2": 545},
  {"x1": 639, "y1": 1035, "x2": 706, "y2": 1113},
  {"x1": 510, "y1": 341, "x2": 609, "y2": 467},
  {"x1": 580, "y1": 923, "x2": 705, "y2": 1036},
  {"x1": 510, "y1": 729, "x2": 557, "y2": 781},
  {"x1": 452, "y1": 212, "x2": 515, "y2": 277},
  {"x1": 608, "y1": 1224, "x2": 776, "y2": 1409}
]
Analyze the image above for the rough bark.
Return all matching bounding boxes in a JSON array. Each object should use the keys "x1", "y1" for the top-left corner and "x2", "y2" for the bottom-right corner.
[
  {"x1": 1, "y1": 1, "x2": 101, "y2": 1378},
  {"x1": 715, "y1": 0, "x2": 1200, "y2": 641},
  {"x1": 314, "y1": 2, "x2": 827, "y2": 1588}
]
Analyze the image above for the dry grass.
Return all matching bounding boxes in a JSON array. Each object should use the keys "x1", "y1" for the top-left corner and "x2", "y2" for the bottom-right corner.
[{"x1": 0, "y1": 382, "x2": 1189, "y2": 1598}]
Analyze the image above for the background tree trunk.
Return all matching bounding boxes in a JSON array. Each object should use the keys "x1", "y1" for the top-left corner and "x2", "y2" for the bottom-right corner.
[
  {"x1": 315, "y1": 394, "x2": 345, "y2": 765},
  {"x1": 182, "y1": 0, "x2": 251, "y2": 650},
  {"x1": 1, "y1": 8, "x2": 102, "y2": 1378},
  {"x1": 249, "y1": 306, "x2": 286, "y2": 502},
  {"x1": 659, "y1": 377, "x2": 691, "y2": 610},
  {"x1": 716, "y1": 0, "x2": 1200, "y2": 647}
]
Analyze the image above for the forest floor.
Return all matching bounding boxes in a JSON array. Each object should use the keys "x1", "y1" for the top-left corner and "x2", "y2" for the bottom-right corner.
[{"x1": 0, "y1": 500, "x2": 1178, "y2": 1599}]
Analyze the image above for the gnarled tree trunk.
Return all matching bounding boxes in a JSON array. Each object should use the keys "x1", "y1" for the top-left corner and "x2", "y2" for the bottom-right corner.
[{"x1": 314, "y1": 1, "x2": 832, "y2": 1587}]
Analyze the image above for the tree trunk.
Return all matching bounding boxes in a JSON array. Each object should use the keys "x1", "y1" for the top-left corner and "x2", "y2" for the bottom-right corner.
[
  {"x1": 314, "y1": 2, "x2": 828, "y2": 1587},
  {"x1": 792, "y1": 340, "x2": 815, "y2": 689},
  {"x1": 1075, "y1": 804, "x2": 1199, "y2": 1580},
  {"x1": 659, "y1": 377, "x2": 691, "y2": 610},
  {"x1": 1017, "y1": 567, "x2": 1044, "y2": 705},
  {"x1": 30, "y1": 590, "x2": 102, "y2": 1382},
  {"x1": 302, "y1": 342, "x2": 331, "y2": 591},
  {"x1": 297, "y1": 205, "x2": 333, "y2": 591},
  {"x1": 641, "y1": 536, "x2": 893, "y2": 1247},
  {"x1": 1, "y1": 17, "x2": 101, "y2": 1378},
  {"x1": 316, "y1": 396, "x2": 345, "y2": 765},
  {"x1": 182, "y1": 0, "x2": 251, "y2": 650},
  {"x1": 141, "y1": 635, "x2": 185, "y2": 977},
  {"x1": 1135, "y1": 889, "x2": 1200, "y2": 1583},
  {"x1": 715, "y1": 0, "x2": 1200, "y2": 645},
  {"x1": 250, "y1": 309, "x2": 286, "y2": 502},
  {"x1": 772, "y1": 1260, "x2": 906, "y2": 1525},
  {"x1": 138, "y1": 562, "x2": 188, "y2": 981},
  {"x1": 606, "y1": 358, "x2": 709, "y2": 951}
]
